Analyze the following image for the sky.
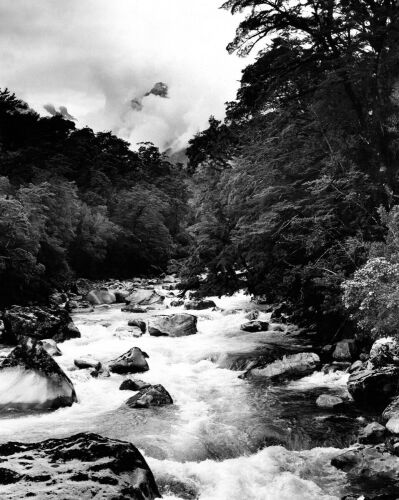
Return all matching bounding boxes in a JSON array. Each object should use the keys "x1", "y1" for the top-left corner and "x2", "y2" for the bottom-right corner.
[{"x1": 0, "y1": 0, "x2": 247, "y2": 152}]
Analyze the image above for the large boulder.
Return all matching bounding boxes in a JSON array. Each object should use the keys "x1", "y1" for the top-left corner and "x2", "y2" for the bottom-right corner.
[
  {"x1": 126, "y1": 289, "x2": 164, "y2": 307},
  {"x1": 126, "y1": 384, "x2": 173, "y2": 408},
  {"x1": 240, "y1": 320, "x2": 269, "y2": 332},
  {"x1": 108, "y1": 347, "x2": 149, "y2": 374},
  {"x1": 2, "y1": 306, "x2": 81, "y2": 345},
  {"x1": 331, "y1": 444, "x2": 399, "y2": 498},
  {"x1": 85, "y1": 289, "x2": 116, "y2": 306},
  {"x1": 369, "y1": 337, "x2": 399, "y2": 367},
  {"x1": 148, "y1": 314, "x2": 197, "y2": 337},
  {"x1": 347, "y1": 364, "x2": 399, "y2": 407},
  {"x1": 382, "y1": 396, "x2": 399, "y2": 422},
  {"x1": 0, "y1": 339, "x2": 77, "y2": 411},
  {"x1": 184, "y1": 299, "x2": 216, "y2": 310},
  {"x1": 246, "y1": 352, "x2": 320, "y2": 380},
  {"x1": 0, "y1": 432, "x2": 160, "y2": 499}
]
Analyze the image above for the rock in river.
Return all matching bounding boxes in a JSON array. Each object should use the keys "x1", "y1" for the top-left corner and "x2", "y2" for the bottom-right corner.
[
  {"x1": 108, "y1": 347, "x2": 149, "y2": 374},
  {"x1": 2, "y1": 306, "x2": 81, "y2": 345},
  {"x1": 120, "y1": 379, "x2": 151, "y2": 391},
  {"x1": 148, "y1": 314, "x2": 197, "y2": 337},
  {"x1": 347, "y1": 364, "x2": 399, "y2": 407},
  {"x1": 331, "y1": 444, "x2": 399, "y2": 498},
  {"x1": 0, "y1": 432, "x2": 160, "y2": 499},
  {"x1": 316, "y1": 394, "x2": 343, "y2": 409},
  {"x1": 240, "y1": 320, "x2": 269, "y2": 332},
  {"x1": 126, "y1": 384, "x2": 173, "y2": 408},
  {"x1": 184, "y1": 299, "x2": 216, "y2": 310},
  {"x1": 74, "y1": 356, "x2": 101, "y2": 371},
  {"x1": 245, "y1": 352, "x2": 320, "y2": 380},
  {"x1": 0, "y1": 339, "x2": 77, "y2": 411},
  {"x1": 126, "y1": 289, "x2": 165, "y2": 307}
]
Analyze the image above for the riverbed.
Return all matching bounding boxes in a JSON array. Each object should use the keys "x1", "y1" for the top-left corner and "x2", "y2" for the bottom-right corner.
[{"x1": 0, "y1": 292, "x2": 363, "y2": 499}]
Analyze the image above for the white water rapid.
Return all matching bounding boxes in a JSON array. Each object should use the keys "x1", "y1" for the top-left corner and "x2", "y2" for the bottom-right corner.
[{"x1": 0, "y1": 292, "x2": 355, "y2": 499}]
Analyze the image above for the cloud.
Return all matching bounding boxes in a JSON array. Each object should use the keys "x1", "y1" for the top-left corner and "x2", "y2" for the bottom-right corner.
[
  {"x1": 0, "y1": 0, "x2": 246, "y2": 152},
  {"x1": 44, "y1": 104, "x2": 76, "y2": 121}
]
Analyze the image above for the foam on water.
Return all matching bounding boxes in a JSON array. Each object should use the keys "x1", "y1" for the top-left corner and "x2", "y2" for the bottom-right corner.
[{"x1": 0, "y1": 291, "x2": 351, "y2": 498}]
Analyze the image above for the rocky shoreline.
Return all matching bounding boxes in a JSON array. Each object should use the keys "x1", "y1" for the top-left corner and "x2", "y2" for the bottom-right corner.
[{"x1": 0, "y1": 275, "x2": 398, "y2": 498}]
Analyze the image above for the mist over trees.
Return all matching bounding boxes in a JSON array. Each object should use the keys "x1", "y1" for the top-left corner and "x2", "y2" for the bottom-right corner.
[
  {"x1": 0, "y1": 89, "x2": 190, "y2": 306},
  {"x1": 182, "y1": 0, "x2": 399, "y2": 339}
]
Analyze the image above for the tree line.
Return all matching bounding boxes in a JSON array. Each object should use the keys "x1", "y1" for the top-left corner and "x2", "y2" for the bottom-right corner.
[
  {"x1": 182, "y1": 0, "x2": 399, "y2": 341},
  {"x1": 0, "y1": 89, "x2": 190, "y2": 306}
]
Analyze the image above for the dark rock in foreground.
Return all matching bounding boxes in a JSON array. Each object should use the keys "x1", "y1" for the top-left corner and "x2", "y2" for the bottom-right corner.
[
  {"x1": 126, "y1": 384, "x2": 173, "y2": 408},
  {"x1": 148, "y1": 314, "x2": 197, "y2": 337},
  {"x1": 0, "y1": 339, "x2": 77, "y2": 411},
  {"x1": 2, "y1": 306, "x2": 81, "y2": 345},
  {"x1": 109, "y1": 347, "x2": 149, "y2": 374},
  {"x1": 0, "y1": 432, "x2": 160, "y2": 499}
]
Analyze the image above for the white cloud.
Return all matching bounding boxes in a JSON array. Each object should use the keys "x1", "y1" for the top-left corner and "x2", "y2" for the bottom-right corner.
[{"x1": 0, "y1": 0, "x2": 246, "y2": 151}]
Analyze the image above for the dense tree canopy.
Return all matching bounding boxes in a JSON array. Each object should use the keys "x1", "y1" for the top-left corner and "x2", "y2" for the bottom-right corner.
[
  {"x1": 182, "y1": 0, "x2": 399, "y2": 339},
  {"x1": 0, "y1": 88, "x2": 190, "y2": 305}
]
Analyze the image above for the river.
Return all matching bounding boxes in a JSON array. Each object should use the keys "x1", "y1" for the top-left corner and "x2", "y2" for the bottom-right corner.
[{"x1": 0, "y1": 292, "x2": 362, "y2": 499}]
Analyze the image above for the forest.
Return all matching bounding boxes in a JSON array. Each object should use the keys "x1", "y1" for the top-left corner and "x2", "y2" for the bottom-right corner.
[
  {"x1": 0, "y1": 89, "x2": 190, "y2": 305},
  {"x1": 2, "y1": 0, "x2": 399, "y2": 344}
]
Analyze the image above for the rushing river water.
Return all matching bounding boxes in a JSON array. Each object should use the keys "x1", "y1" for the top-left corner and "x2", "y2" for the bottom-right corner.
[{"x1": 0, "y1": 292, "x2": 364, "y2": 499}]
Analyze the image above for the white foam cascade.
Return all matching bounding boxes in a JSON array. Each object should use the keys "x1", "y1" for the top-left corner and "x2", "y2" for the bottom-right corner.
[{"x1": 0, "y1": 291, "x2": 348, "y2": 498}]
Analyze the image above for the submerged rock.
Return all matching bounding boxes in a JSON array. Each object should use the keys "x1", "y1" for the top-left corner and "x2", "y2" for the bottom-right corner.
[
  {"x1": 148, "y1": 314, "x2": 197, "y2": 337},
  {"x1": 120, "y1": 379, "x2": 151, "y2": 391},
  {"x1": 184, "y1": 299, "x2": 216, "y2": 310},
  {"x1": 126, "y1": 384, "x2": 173, "y2": 408},
  {"x1": 2, "y1": 306, "x2": 81, "y2": 345},
  {"x1": 347, "y1": 364, "x2": 399, "y2": 407},
  {"x1": 245, "y1": 352, "x2": 320, "y2": 380},
  {"x1": 0, "y1": 339, "x2": 77, "y2": 411},
  {"x1": 121, "y1": 305, "x2": 148, "y2": 313},
  {"x1": 0, "y1": 432, "x2": 160, "y2": 499},
  {"x1": 240, "y1": 320, "x2": 269, "y2": 332},
  {"x1": 86, "y1": 289, "x2": 116, "y2": 306},
  {"x1": 108, "y1": 347, "x2": 149, "y2": 374}
]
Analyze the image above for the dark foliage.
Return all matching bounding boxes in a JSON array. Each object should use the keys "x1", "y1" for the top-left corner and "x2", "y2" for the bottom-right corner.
[
  {"x1": 182, "y1": 0, "x2": 399, "y2": 339},
  {"x1": 0, "y1": 89, "x2": 190, "y2": 306}
]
